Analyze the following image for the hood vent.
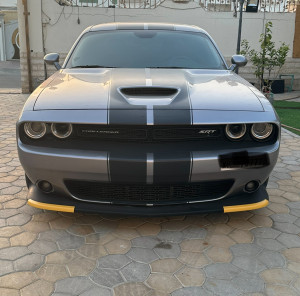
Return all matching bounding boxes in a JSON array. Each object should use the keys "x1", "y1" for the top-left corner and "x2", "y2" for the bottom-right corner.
[{"x1": 121, "y1": 87, "x2": 178, "y2": 97}]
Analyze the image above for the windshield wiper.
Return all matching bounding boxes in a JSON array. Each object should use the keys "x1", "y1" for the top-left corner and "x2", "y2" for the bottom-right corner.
[{"x1": 71, "y1": 65, "x2": 116, "y2": 68}]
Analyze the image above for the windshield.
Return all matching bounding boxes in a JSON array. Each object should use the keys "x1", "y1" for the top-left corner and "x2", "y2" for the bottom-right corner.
[{"x1": 66, "y1": 30, "x2": 226, "y2": 69}]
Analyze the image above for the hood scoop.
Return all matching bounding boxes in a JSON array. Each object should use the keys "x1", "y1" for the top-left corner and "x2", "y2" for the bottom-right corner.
[
  {"x1": 119, "y1": 87, "x2": 179, "y2": 107},
  {"x1": 120, "y1": 87, "x2": 178, "y2": 97}
]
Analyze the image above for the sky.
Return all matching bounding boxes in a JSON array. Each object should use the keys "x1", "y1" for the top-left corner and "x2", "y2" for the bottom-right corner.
[{"x1": 0, "y1": 0, "x2": 17, "y2": 7}]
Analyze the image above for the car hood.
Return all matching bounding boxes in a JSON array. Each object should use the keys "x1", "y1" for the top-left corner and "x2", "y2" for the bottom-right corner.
[{"x1": 34, "y1": 68, "x2": 264, "y2": 112}]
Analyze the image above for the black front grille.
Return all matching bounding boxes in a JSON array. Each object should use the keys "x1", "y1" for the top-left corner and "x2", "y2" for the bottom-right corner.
[
  {"x1": 76, "y1": 125, "x2": 221, "y2": 141},
  {"x1": 65, "y1": 179, "x2": 234, "y2": 205},
  {"x1": 121, "y1": 87, "x2": 177, "y2": 97}
]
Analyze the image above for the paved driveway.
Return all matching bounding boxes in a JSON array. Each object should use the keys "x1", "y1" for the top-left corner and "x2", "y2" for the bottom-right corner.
[
  {"x1": 0, "y1": 61, "x2": 21, "y2": 89},
  {"x1": 0, "y1": 94, "x2": 300, "y2": 296}
]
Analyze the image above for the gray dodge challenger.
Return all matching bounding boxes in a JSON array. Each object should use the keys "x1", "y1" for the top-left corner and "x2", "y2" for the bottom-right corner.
[{"x1": 17, "y1": 23, "x2": 280, "y2": 215}]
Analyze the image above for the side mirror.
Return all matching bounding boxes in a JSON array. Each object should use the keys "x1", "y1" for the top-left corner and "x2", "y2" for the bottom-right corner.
[
  {"x1": 229, "y1": 55, "x2": 247, "y2": 71},
  {"x1": 44, "y1": 53, "x2": 61, "y2": 70}
]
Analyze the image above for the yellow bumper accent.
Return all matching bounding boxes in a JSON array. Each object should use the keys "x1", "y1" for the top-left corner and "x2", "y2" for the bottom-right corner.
[
  {"x1": 223, "y1": 199, "x2": 269, "y2": 213},
  {"x1": 28, "y1": 199, "x2": 75, "y2": 213}
]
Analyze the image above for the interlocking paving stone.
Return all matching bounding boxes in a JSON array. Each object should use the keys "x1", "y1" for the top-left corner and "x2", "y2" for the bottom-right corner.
[
  {"x1": 271, "y1": 213, "x2": 298, "y2": 223},
  {"x1": 251, "y1": 227, "x2": 281, "y2": 239},
  {"x1": 14, "y1": 253, "x2": 44, "y2": 271},
  {"x1": 92, "y1": 220, "x2": 119, "y2": 234},
  {"x1": 205, "y1": 246, "x2": 232, "y2": 263},
  {"x1": 172, "y1": 287, "x2": 214, "y2": 296},
  {"x1": 255, "y1": 238, "x2": 286, "y2": 251},
  {"x1": 257, "y1": 250, "x2": 286, "y2": 268},
  {"x1": 37, "y1": 264, "x2": 69, "y2": 282},
  {"x1": 20, "y1": 279, "x2": 54, "y2": 296},
  {"x1": 10, "y1": 231, "x2": 36, "y2": 246},
  {"x1": 0, "y1": 271, "x2": 37, "y2": 289},
  {"x1": 204, "y1": 278, "x2": 240, "y2": 296},
  {"x1": 157, "y1": 230, "x2": 184, "y2": 243},
  {"x1": 130, "y1": 236, "x2": 161, "y2": 249},
  {"x1": 230, "y1": 243, "x2": 263, "y2": 257},
  {"x1": 57, "y1": 234, "x2": 85, "y2": 250},
  {"x1": 261, "y1": 268, "x2": 296, "y2": 285},
  {"x1": 127, "y1": 247, "x2": 159, "y2": 263},
  {"x1": 273, "y1": 221, "x2": 300, "y2": 234},
  {"x1": 181, "y1": 226, "x2": 207, "y2": 239},
  {"x1": 175, "y1": 266, "x2": 205, "y2": 286},
  {"x1": 80, "y1": 287, "x2": 112, "y2": 296},
  {"x1": 178, "y1": 251, "x2": 210, "y2": 267},
  {"x1": 120, "y1": 261, "x2": 151, "y2": 282},
  {"x1": 265, "y1": 285, "x2": 299, "y2": 296},
  {"x1": 66, "y1": 257, "x2": 96, "y2": 277},
  {"x1": 28, "y1": 240, "x2": 58, "y2": 255},
  {"x1": 233, "y1": 271, "x2": 265, "y2": 293},
  {"x1": 54, "y1": 277, "x2": 97, "y2": 294},
  {"x1": 295, "y1": 218, "x2": 300, "y2": 227},
  {"x1": 105, "y1": 238, "x2": 131, "y2": 254},
  {"x1": 232, "y1": 256, "x2": 267, "y2": 273},
  {"x1": 0, "y1": 259, "x2": 14, "y2": 276},
  {"x1": 97, "y1": 254, "x2": 131, "y2": 269},
  {"x1": 77, "y1": 243, "x2": 107, "y2": 259},
  {"x1": 204, "y1": 263, "x2": 241, "y2": 280},
  {"x1": 0, "y1": 246, "x2": 31, "y2": 260},
  {"x1": 0, "y1": 209, "x2": 20, "y2": 219},
  {"x1": 150, "y1": 259, "x2": 180, "y2": 276},
  {"x1": 90, "y1": 268, "x2": 124, "y2": 288},
  {"x1": 113, "y1": 282, "x2": 151, "y2": 296},
  {"x1": 0, "y1": 288, "x2": 19, "y2": 296},
  {"x1": 276, "y1": 233, "x2": 300, "y2": 248},
  {"x1": 147, "y1": 273, "x2": 182, "y2": 294},
  {"x1": 154, "y1": 242, "x2": 181, "y2": 258}
]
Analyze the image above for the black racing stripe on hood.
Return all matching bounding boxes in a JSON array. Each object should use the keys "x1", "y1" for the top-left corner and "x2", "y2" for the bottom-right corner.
[
  {"x1": 153, "y1": 151, "x2": 191, "y2": 184},
  {"x1": 108, "y1": 69, "x2": 147, "y2": 125},
  {"x1": 151, "y1": 70, "x2": 192, "y2": 125},
  {"x1": 109, "y1": 152, "x2": 147, "y2": 183}
]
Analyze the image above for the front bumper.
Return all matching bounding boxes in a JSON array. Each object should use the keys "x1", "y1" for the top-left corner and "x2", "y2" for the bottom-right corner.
[
  {"x1": 18, "y1": 139, "x2": 279, "y2": 215},
  {"x1": 27, "y1": 184, "x2": 269, "y2": 215}
]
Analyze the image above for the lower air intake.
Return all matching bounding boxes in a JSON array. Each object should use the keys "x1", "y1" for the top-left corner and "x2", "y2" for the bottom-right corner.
[{"x1": 65, "y1": 179, "x2": 234, "y2": 205}]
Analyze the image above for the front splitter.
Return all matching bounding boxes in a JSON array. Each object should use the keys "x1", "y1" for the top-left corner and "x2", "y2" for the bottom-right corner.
[{"x1": 26, "y1": 185, "x2": 269, "y2": 216}]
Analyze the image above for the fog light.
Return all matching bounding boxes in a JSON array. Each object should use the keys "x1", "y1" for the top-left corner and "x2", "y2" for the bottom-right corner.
[
  {"x1": 245, "y1": 181, "x2": 259, "y2": 193},
  {"x1": 37, "y1": 180, "x2": 53, "y2": 193}
]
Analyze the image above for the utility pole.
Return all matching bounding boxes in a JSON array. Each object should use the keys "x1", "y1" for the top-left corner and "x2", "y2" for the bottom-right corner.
[
  {"x1": 22, "y1": 0, "x2": 33, "y2": 92},
  {"x1": 236, "y1": 0, "x2": 245, "y2": 74}
]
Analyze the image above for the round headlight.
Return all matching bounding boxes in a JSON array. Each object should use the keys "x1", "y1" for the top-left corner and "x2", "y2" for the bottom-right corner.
[
  {"x1": 24, "y1": 122, "x2": 46, "y2": 139},
  {"x1": 251, "y1": 123, "x2": 273, "y2": 140},
  {"x1": 51, "y1": 123, "x2": 72, "y2": 139},
  {"x1": 225, "y1": 124, "x2": 246, "y2": 140}
]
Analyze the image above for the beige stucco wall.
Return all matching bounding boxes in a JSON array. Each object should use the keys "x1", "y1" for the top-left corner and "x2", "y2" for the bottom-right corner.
[{"x1": 18, "y1": 0, "x2": 299, "y2": 93}]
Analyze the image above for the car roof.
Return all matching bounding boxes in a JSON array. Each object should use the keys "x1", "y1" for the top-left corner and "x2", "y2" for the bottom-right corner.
[{"x1": 90, "y1": 22, "x2": 207, "y2": 34}]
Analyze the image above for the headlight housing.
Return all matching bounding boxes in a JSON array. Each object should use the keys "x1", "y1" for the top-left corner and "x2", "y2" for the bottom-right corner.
[
  {"x1": 225, "y1": 124, "x2": 246, "y2": 140},
  {"x1": 24, "y1": 122, "x2": 46, "y2": 139},
  {"x1": 51, "y1": 123, "x2": 73, "y2": 139},
  {"x1": 251, "y1": 123, "x2": 273, "y2": 140}
]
